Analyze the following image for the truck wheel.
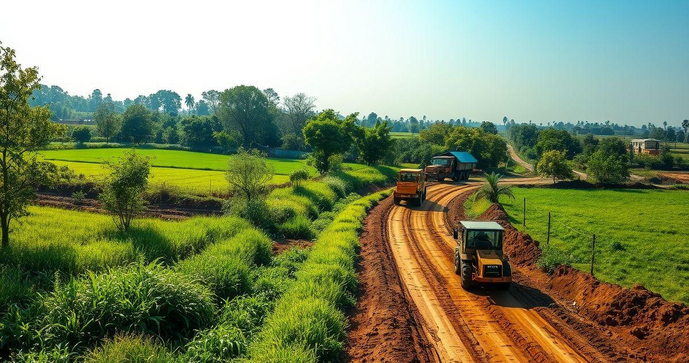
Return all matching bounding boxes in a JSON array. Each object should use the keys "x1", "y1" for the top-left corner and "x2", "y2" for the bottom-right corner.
[
  {"x1": 394, "y1": 197, "x2": 400, "y2": 205},
  {"x1": 423, "y1": 188, "x2": 427, "y2": 200},
  {"x1": 460, "y1": 260, "x2": 474, "y2": 290},
  {"x1": 452, "y1": 173, "x2": 459, "y2": 181},
  {"x1": 417, "y1": 193, "x2": 423, "y2": 206},
  {"x1": 464, "y1": 172, "x2": 470, "y2": 180},
  {"x1": 454, "y1": 255, "x2": 461, "y2": 275}
]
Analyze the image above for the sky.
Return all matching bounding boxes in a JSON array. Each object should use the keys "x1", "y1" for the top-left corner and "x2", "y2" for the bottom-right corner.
[{"x1": 1, "y1": 0, "x2": 688, "y2": 126}]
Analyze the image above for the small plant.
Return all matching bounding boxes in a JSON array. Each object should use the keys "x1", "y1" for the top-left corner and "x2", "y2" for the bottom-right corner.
[
  {"x1": 289, "y1": 168, "x2": 310, "y2": 188},
  {"x1": 278, "y1": 215, "x2": 315, "y2": 240},
  {"x1": 84, "y1": 334, "x2": 175, "y2": 363},
  {"x1": 71, "y1": 190, "x2": 86, "y2": 204},
  {"x1": 475, "y1": 172, "x2": 515, "y2": 204},
  {"x1": 611, "y1": 241, "x2": 625, "y2": 251},
  {"x1": 537, "y1": 245, "x2": 571, "y2": 273},
  {"x1": 100, "y1": 150, "x2": 150, "y2": 231}
]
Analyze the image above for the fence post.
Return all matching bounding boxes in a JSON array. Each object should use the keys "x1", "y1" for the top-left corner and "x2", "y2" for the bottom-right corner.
[
  {"x1": 590, "y1": 234, "x2": 596, "y2": 276},
  {"x1": 547, "y1": 212, "x2": 551, "y2": 246},
  {"x1": 523, "y1": 197, "x2": 526, "y2": 231},
  {"x1": 209, "y1": 179, "x2": 212, "y2": 196}
]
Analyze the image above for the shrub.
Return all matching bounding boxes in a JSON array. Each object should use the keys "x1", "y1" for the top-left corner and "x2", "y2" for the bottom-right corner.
[
  {"x1": 203, "y1": 229, "x2": 273, "y2": 267},
  {"x1": 100, "y1": 150, "x2": 150, "y2": 231},
  {"x1": 71, "y1": 126, "x2": 92, "y2": 143},
  {"x1": 289, "y1": 168, "x2": 310, "y2": 188},
  {"x1": 37, "y1": 262, "x2": 215, "y2": 349},
  {"x1": 220, "y1": 294, "x2": 275, "y2": 334},
  {"x1": 537, "y1": 246, "x2": 571, "y2": 273},
  {"x1": 83, "y1": 334, "x2": 175, "y2": 363},
  {"x1": 183, "y1": 324, "x2": 246, "y2": 362},
  {"x1": 278, "y1": 215, "x2": 314, "y2": 240}
]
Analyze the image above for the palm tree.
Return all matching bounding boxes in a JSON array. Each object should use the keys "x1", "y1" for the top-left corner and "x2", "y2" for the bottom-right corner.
[
  {"x1": 185, "y1": 94, "x2": 195, "y2": 115},
  {"x1": 475, "y1": 172, "x2": 515, "y2": 204}
]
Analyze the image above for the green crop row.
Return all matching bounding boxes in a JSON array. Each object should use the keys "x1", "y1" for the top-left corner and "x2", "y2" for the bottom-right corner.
[{"x1": 248, "y1": 189, "x2": 392, "y2": 362}]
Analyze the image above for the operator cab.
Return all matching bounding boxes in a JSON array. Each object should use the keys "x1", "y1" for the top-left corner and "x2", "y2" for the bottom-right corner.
[{"x1": 453, "y1": 221, "x2": 511, "y2": 290}]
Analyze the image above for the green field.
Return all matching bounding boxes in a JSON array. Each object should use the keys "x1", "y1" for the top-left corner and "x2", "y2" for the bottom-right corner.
[
  {"x1": 40, "y1": 148, "x2": 327, "y2": 195},
  {"x1": 491, "y1": 188, "x2": 689, "y2": 304},
  {"x1": 391, "y1": 131, "x2": 416, "y2": 139}
]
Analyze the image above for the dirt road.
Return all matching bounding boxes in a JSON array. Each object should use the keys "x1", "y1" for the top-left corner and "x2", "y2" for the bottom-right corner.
[
  {"x1": 507, "y1": 144, "x2": 533, "y2": 172},
  {"x1": 382, "y1": 182, "x2": 613, "y2": 362}
]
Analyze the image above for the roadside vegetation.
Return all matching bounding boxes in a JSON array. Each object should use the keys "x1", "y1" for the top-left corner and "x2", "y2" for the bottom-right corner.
[{"x1": 467, "y1": 187, "x2": 689, "y2": 305}]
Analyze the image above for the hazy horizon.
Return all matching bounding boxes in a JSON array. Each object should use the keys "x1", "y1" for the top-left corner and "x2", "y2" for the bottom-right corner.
[{"x1": 2, "y1": 0, "x2": 687, "y2": 126}]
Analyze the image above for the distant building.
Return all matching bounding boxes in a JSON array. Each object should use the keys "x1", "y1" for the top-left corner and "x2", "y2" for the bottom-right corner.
[{"x1": 630, "y1": 139, "x2": 660, "y2": 156}]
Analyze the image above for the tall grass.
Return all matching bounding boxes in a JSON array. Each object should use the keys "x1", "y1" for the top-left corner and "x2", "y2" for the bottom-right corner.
[{"x1": 248, "y1": 189, "x2": 392, "y2": 362}]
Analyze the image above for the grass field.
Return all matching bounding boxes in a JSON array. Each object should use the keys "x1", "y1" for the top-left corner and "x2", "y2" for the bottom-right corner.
[
  {"x1": 390, "y1": 131, "x2": 416, "y2": 139},
  {"x1": 40, "y1": 148, "x2": 372, "y2": 195},
  {"x1": 485, "y1": 188, "x2": 689, "y2": 304}
]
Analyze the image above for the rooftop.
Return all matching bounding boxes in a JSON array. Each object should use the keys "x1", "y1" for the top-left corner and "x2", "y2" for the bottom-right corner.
[
  {"x1": 440, "y1": 151, "x2": 478, "y2": 163},
  {"x1": 460, "y1": 221, "x2": 505, "y2": 231}
]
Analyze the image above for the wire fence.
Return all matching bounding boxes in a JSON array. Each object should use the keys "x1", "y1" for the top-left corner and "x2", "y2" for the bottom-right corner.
[{"x1": 517, "y1": 197, "x2": 625, "y2": 277}]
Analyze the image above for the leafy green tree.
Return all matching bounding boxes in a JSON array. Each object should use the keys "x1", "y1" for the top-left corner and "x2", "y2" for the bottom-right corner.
[
  {"x1": 181, "y1": 116, "x2": 217, "y2": 146},
  {"x1": 226, "y1": 148, "x2": 274, "y2": 202},
  {"x1": 100, "y1": 150, "x2": 150, "y2": 231},
  {"x1": 0, "y1": 44, "x2": 55, "y2": 247},
  {"x1": 535, "y1": 128, "x2": 581, "y2": 159},
  {"x1": 289, "y1": 168, "x2": 309, "y2": 188},
  {"x1": 682, "y1": 120, "x2": 689, "y2": 140},
  {"x1": 587, "y1": 150, "x2": 628, "y2": 184},
  {"x1": 72, "y1": 126, "x2": 92, "y2": 143},
  {"x1": 356, "y1": 120, "x2": 394, "y2": 165},
  {"x1": 536, "y1": 150, "x2": 574, "y2": 183},
  {"x1": 196, "y1": 100, "x2": 210, "y2": 116},
  {"x1": 479, "y1": 121, "x2": 498, "y2": 134},
  {"x1": 303, "y1": 110, "x2": 357, "y2": 174},
  {"x1": 214, "y1": 131, "x2": 240, "y2": 151},
  {"x1": 508, "y1": 123, "x2": 539, "y2": 151},
  {"x1": 201, "y1": 90, "x2": 221, "y2": 114},
  {"x1": 94, "y1": 102, "x2": 120, "y2": 143},
  {"x1": 409, "y1": 116, "x2": 420, "y2": 134},
  {"x1": 218, "y1": 85, "x2": 279, "y2": 148},
  {"x1": 475, "y1": 173, "x2": 514, "y2": 204},
  {"x1": 185, "y1": 94, "x2": 195, "y2": 114},
  {"x1": 598, "y1": 137, "x2": 628, "y2": 160},
  {"x1": 666, "y1": 128, "x2": 676, "y2": 146},
  {"x1": 120, "y1": 104, "x2": 153, "y2": 143},
  {"x1": 419, "y1": 122, "x2": 451, "y2": 146},
  {"x1": 649, "y1": 126, "x2": 665, "y2": 141}
]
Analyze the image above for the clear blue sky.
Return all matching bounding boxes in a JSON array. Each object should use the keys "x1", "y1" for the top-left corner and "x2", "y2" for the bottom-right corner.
[{"x1": 1, "y1": 0, "x2": 687, "y2": 126}]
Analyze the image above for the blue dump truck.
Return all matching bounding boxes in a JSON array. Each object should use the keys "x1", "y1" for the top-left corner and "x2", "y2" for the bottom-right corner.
[{"x1": 424, "y1": 151, "x2": 477, "y2": 181}]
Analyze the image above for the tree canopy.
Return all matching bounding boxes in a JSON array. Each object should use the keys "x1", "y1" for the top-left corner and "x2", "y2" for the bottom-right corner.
[{"x1": 218, "y1": 85, "x2": 279, "y2": 148}]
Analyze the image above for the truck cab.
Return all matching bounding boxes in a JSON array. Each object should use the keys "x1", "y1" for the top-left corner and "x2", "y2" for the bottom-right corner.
[
  {"x1": 394, "y1": 169, "x2": 427, "y2": 206},
  {"x1": 453, "y1": 221, "x2": 511, "y2": 290}
]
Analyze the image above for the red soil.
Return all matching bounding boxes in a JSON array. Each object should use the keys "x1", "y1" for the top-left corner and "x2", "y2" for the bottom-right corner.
[
  {"x1": 345, "y1": 197, "x2": 432, "y2": 363},
  {"x1": 479, "y1": 202, "x2": 689, "y2": 362}
]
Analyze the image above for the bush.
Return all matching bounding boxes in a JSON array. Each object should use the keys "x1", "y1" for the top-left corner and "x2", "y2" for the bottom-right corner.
[
  {"x1": 37, "y1": 262, "x2": 215, "y2": 349},
  {"x1": 84, "y1": 335, "x2": 175, "y2": 363},
  {"x1": 176, "y1": 254, "x2": 251, "y2": 302},
  {"x1": 100, "y1": 150, "x2": 150, "y2": 231},
  {"x1": 321, "y1": 176, "x2": 347, "y2": 198},
  {"x1": 71, "y1": 126, "x2": 92, "y2": 143},
  {"x1": 220, "y1": 294, "x2": 275, "y2": 334},
  {"x1": 537, "y1": 246, "x2": 571, "y2": 273},
  {"x1": 289, "y1": 168, "x2": 310, "y2": 188},
  {"x1": 278, "y1": 215, "x2": 315, "y2": 240}
]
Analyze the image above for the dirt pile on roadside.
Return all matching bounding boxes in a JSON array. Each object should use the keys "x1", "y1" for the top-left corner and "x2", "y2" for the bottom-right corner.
[
  {"x1": 479, "y1": 204, "x2": 541, "y2": 267},
  {"x1": 345, "y1": 197, "x2": 432, "y2": 363},
  {"x1": 474, "y1": 201, "x2": 689, "y2": 361}
]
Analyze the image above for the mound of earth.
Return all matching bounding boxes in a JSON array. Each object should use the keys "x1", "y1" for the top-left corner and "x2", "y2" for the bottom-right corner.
[{"x1": 473, "y1": 201, "x2": 689, "y2": 362}]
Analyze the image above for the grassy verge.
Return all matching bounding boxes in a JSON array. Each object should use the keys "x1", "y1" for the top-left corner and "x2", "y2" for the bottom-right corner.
[
  {"x1": 248, "y1": 189, "x2": 393, "y2": 361},
  {"x1": 492, "y1": 187, "x2": 689, "y2": 305}
]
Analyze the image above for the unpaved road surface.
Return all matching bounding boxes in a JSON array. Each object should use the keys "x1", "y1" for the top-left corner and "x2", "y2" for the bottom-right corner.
[
  {"x1": 507, "y1": 144, "x2": 533, "y2": 172},
  {"x1": 373, "y1": 181, "x2": 622, "y2": 362}
]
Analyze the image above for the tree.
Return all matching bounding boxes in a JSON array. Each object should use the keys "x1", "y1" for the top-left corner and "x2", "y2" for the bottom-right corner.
[
  {"x1": 682, "y1": 119, "x2": 689, "y2": 139},
  {"x1": 100, "y1": 150, "x2": 150, "y2": 231},
  {"x1": 72, "y1": 126, "x2": 92, "y2": 143},
  {"x1": 474, "y1": 173, "x2": 514, "y2": 204},
  {"x1": 356, "y1": 120, "x2": 394, "y2": 165},
  {"x1": 649, "y1": 126, "x2": 665, "y2": 141},
  {"x1": 409, "y1": 116, "x2": 420, "y2": 134},
  {"x1": 263, "y1": 88, "x2": 280, "y2": 106},
  {"x1": 181, "y1": 116, "x2": 216, "y2": 146},
  {"x1": 120, "y1": 104, "x2": 153, "y2": 143},
  {"x1": 536, "y1": 150, "x2": 574, "y2": 183},
  {"x1": 534, "y1": 128, "x2": 581, "y2": 159},
  {"x1": 289, "y1": 168, "x2": 309, "y2": 188},
  {"x1": 666, "y1": 128, "x2": 676, "y2": 146},
  {"x1": 303, "y1": 110, "x2": 357, "y2": 174},
  {"x1": 201, "y1": 90, "x2": 221, "y2": 114},
  {"x1": 217, "y1": 85, "x2": 279, "y2": 148},
  {"x1": 419, "y1": 122, "x2": 451, "y2": 146},
  {"x1": 587, "y1": 150, "x2": 628, "y2": 184},
  {"x1": 196, "y1": 100, "x2": 210, "y2": 116},
  {"x1": 479, "y1": 121, "x2": 498, "y2": 134},
  {"x1": 0, "y1": 44, "x2": 55, "y2": 247},
  {"x1": 94, "y1": 102, "x2": 120, "y2": 143},
  {"x1": 185, "y1": 94, "x2": 195, "y2": 114},
  {"x1": 226, "y1": 148, "x2": 273, "y2": 202},
  {"x1": 88, "y1": 89, "x2": 103, "y2": 112},
  {"x1": 283, "y1": 93, "x2": 316, "y2": 135}
]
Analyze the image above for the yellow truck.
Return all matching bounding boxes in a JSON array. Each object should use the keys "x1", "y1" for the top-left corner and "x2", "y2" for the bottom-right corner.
[
  {"x1": 453, "y1": 221, "x2": 511, "y2": 290},
  {"x1": 394, "y1": 169, "x2": 427, "y2": 206}
]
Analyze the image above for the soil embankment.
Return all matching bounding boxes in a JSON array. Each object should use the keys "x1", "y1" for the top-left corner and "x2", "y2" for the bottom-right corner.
[
  {"x1": 345, "y1": 197, "x2": 433, "y2": 363},
  {"x1": 479, "y1": 202, "x2": 689, "y2": 362}
]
